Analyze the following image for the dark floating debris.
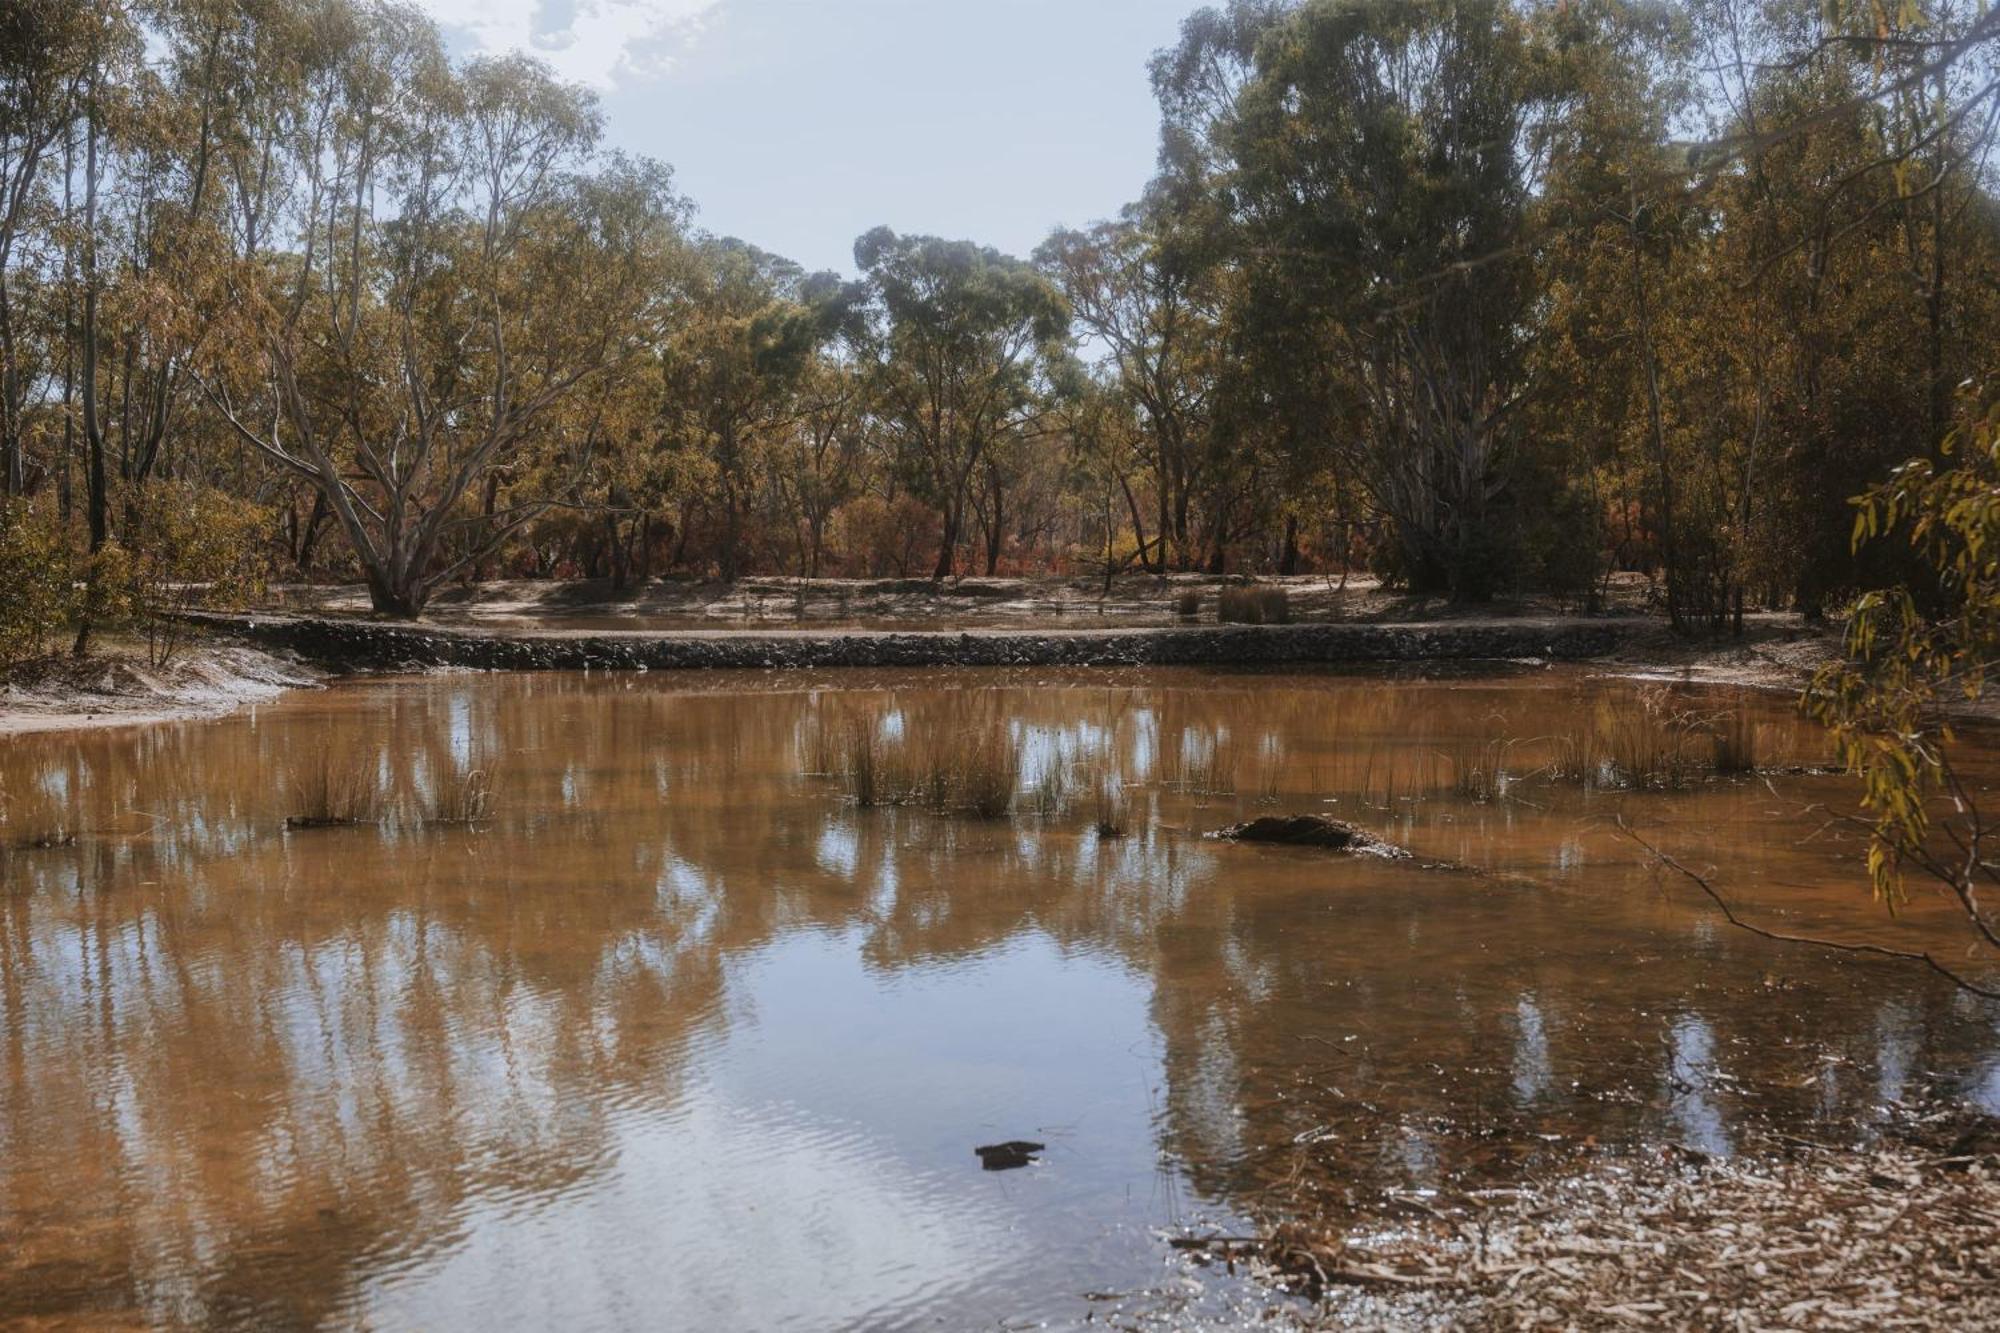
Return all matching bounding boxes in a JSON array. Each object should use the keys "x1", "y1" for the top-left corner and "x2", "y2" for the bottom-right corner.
[
  {"x1": 1207, "y1": 814, "x2": 1407, "y2": 858},
  {"x1": 975, "y1": 1140, "x2": 1046, "y2": 1172}
]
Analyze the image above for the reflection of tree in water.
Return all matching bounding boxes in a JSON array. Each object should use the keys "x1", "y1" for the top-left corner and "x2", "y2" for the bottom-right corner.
[{"x1": 0, "y1": 670, "x2": 1995, "y2": 1322}]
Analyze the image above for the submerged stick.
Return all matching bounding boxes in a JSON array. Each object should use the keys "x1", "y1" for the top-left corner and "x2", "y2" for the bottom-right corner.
[{"x1": 1618, "y1": 818, "x2": 2000, "y2": 1001}]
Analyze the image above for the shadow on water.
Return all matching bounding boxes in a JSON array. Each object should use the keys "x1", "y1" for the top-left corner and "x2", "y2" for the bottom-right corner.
[{"x1": 2, "y1": 665, "x2": 1998, "y2": 1328}]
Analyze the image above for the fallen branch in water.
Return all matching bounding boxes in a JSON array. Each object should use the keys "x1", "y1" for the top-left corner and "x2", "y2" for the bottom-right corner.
[{"x1": 1617, "y1": 817, "x2": 2000, "y2": 1001}]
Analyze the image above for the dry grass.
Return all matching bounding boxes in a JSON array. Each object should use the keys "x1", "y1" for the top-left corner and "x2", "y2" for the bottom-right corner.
[
  {"x1": 1167, "y1": 731, "x2": 1238, "y2": 797},
  {"x1": 286, "y1": 748, "x2": 383, "y2": 829},
  {"x1": 1541, "y1": 689, "x2": 1757, "y2": 791},
  {"x1": 1708, "y1": 707, "x2": 1760, "y2": 774},
  {"x1": 1174, "y1": 589, "x2": 1202, "y2": 619},
  {"x1": 1092, "y1": 772, "x2": 1131, "y2": 838},
  {"x1": 422, "y1": 767, "x2": 496, "y2": 825},
  {"x1": 1441, "y1": 737, "x2": 1512, "y2": 803},
  {"x1": 829, "y1": 711, "x2": 1020, "y2": 819},
  {"x1": 1218, "y1": 584, "x2": 1292, "y2": 625}
]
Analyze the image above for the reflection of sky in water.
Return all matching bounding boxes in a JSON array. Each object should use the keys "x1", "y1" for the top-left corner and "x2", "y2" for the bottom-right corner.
[
  {"x1": 1512, "y1": 996, "x2": 1552, "y2": 1105},
  {"x1": 1667, "y1": 1014, "x2": 1729, "y2": 1156},
  {"x1": 365, "y1": 928, "x2": 1198, "y2": 1331}
]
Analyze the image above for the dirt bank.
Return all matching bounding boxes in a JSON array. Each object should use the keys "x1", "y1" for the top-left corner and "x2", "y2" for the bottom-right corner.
[{"x1": 0, "y1": 644, "x2": 320, "y2": 737}]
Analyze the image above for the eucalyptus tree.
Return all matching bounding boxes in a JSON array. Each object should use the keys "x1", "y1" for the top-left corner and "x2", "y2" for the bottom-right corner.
[
  {"x1": 852, "y1": 226, "x2": 1069, "y2": 580},
  {"x1": 0, "y1": 0, "x2": 100, "y2": 498},
  {"x1": 1227, "y1": 0, "x2": 1543, "y2": 600},
  {"x1": 656, "y1": 238, "x2": 844, "y2": 579},
  {"x1": 1036, "y1": 211, "x2": 1222, "y2": 572},
  {"x1": 197, "y1": 3, "x2": 678, "y2": 615},
  {"x1": 770, "y1": 349, "x2": 872, "y2": 578}
]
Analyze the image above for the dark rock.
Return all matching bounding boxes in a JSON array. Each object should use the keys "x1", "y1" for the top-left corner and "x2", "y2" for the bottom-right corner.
[
  {"x1": 975, "y1": 1141, "x2": 1046, "y2": 1172},
  {"x1": 1210, "y1": 814, "x2": 1405, "y2": 857}
]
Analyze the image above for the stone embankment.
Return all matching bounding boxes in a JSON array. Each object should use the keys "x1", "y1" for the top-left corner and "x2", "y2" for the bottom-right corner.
[{"x1": 190, "y1": 612, "x2": 1636, "y2": 673}]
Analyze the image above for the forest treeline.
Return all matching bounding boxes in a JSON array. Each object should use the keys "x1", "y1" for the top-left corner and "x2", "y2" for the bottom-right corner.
[{"x1": 2, "y1": 0, "x2": 1998, "y2": 630}]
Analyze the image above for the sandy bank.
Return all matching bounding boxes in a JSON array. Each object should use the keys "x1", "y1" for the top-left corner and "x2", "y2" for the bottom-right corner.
[{"x1": 0, "y1": 644, "x2": 321, "y2": 737}]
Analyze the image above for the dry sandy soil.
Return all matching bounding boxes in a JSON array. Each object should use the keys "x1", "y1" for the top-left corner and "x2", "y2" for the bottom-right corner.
[{"x1": 0, "y1": 641, "x2": 319, "y2": 736}]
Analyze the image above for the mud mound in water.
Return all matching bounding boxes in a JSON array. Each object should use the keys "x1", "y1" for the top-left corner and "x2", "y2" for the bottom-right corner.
[{"x1": 1208, "y1": 815, "x2": 1407, "y2": 858}]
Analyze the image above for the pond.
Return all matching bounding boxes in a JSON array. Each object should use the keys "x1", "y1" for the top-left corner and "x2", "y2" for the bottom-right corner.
[{"x1": 2, "y1": 666, "x2": 1998, "y2": 1329}]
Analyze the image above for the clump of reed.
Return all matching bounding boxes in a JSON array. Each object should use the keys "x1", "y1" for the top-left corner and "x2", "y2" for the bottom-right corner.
[
  {"x1": 1546, "y1": 729, "x2": 1605, "y2": 786},
  {"x1": 1092, "y1": 771, "x2": 1131, "y2": 839},
  {"x1": 1174, "y1": 589, "x2": 1202, "y2": 619},
  {"x1": 1029, "y1": 754, "x2": 1079, "y2": 820},
  {"x1": 1442, "y1": 736, "x2": 1513, "y2": 803},
  {"x1": 955, "y1": 724, "x2": 1021, "y2": 819},
  {"x1": 1541, "y1": 690, "x2": 1760, "y2": 790},
  {"x1": 0, "y1": 781, "x2": 76, "y2": 850},
  {"x1": 1708, "y1": 707, "x2": 1760, "y2": 774},
  {"x1": 285, "y1": 748, "x2": 384, "y2": 829},
  {"x1": 422, "y1": 767, "x2": 496, "y2": 826},
  {"x1": 799, "y1": 712, "x2": 843, "y2": 778},
  {"x1": 1218, "y1": 584, "x2": 1292, "y2": 625},
  {"x1": 1167, "y1": 731, "x2": 1238, "y2": 798},
  {"x1": 830, "y1": 713, "x2": 1021, "y2": 819}
]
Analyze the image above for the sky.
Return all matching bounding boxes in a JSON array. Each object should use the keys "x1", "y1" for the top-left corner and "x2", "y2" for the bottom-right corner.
[{"x1": 412, "y1": 0, "x2": 1197, "y2": 277}]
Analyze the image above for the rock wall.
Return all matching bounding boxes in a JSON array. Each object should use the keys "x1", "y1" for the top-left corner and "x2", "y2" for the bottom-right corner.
[{"x1": 190, "y1": 613, "x2": 1634, "y2": 673}]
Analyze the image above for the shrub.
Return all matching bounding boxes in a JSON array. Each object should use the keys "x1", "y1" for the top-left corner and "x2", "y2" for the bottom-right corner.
[
  {"x1": 1219, "y1": 584, "x2": 1291, "y2": 625},
  {"x1": 1174, "y1": 589, "x2": 1201, "y2": 619},
  {"x1": 119, "y1": 484, "x2": 271, "y2": 666},
  {"x1": 0, "y1": 501, "x2": 77, "y2": 671}
]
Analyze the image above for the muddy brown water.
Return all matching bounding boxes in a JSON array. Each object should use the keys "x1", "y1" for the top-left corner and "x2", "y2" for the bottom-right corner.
[{"x1": 3, "y1": 666, "x2": 1998, "y2": 1329}]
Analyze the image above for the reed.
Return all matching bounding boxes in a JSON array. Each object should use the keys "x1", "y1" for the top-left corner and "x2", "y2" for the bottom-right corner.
[
  {"x1": 424, "y1": 767, "x2": 495, "y2": 825},
  {"x1": 1092, "y1": 771, "x2": 1131, "y2": 838},
  {"x1": 832, "y1": 712, "x2": 1019, "y2": 818},
  {"x1": 959, "y1": 723, "x2": 1021, "y2": 819},
  {"x1": 1605, "y1": 692, "x2": 1704, "y2": 790},
  {"x1": 1218, "y1": 584, "x2": 1292, "y2": 625},
  {"x1": 1030, "y1": 755, "x2": 1077, "y2": 819},
  {"x1": 844, "y1": 719, "x2": 883, "y2": 808},
  {"x1": 1169, "y1": 732, "x2": 1238, "y2": 797},
  {"x1": 1174, "y1": 589, "x2": 1202, "y2": 619},
  {"x1": 1443, "y1": 736, "x2": 1512, "y2": 802},
  {"x1": 0, "y1": 781, "x2": 75, "y2": 849},
  {"x1": 286, "y1": 749, "x2": 383, "y2": 829},
  {"x1": 800, "y1": 712, "x2": 842, "y2": 777},
  {"x1": 1546, "y1": 730, "x2": 1601, "y2": 786},
  {"x1": 1709, "y1": 708, "x2": 1760, "y2": 775}
]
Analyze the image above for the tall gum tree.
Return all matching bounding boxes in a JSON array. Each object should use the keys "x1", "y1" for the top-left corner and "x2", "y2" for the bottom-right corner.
[
  {"x1": 198, "y1": 5, "x2": 676, "y2": 616},
  {"x1": 1227, "y1": 0, "x2": 1541, "y2": 599},
  {"x1": 853, "y1": 226, "x2": 1069, "y2": 581}
]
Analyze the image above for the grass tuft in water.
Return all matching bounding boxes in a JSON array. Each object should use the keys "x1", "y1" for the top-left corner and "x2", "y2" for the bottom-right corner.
[
  {"x1": 829, "y1": 710, "x2": 1019, "y2": 819},
  {"x1": 1443, "y1": 737, "x2": 1513, "y2": 802},
  {"x1": 1709, "y1": 709, "x2": 1759, "y2": 775},
  {"x1": 286, "y1": 749, "x2": 383, "y2": 829},
  {"x1": 1092, "y1": 771, "x2": 1131, "y2": 839},
  {"x1": 423, "y1": 768, "x2": 496, "y2": 825}
]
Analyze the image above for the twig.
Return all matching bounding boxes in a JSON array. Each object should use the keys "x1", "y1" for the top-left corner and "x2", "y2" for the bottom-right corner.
[{"x1": 1618, "y1": 818, "x2": 2000, "y2": 1001}]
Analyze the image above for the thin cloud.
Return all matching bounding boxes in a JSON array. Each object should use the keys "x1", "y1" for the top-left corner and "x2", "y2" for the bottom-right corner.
[{"x1": 414, "y1": 0, "x2": 720, "y2": 90}]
